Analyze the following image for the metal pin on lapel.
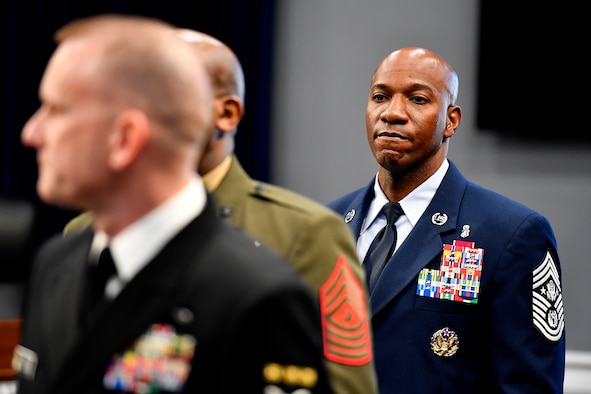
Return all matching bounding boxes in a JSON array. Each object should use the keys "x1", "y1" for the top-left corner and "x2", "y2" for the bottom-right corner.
[
  {"x1": 431, "y1": 212, "x2": 448, "y2": 226},
  {"x1": 345, "y1": 209, "x2": 355, "y2": 223}
]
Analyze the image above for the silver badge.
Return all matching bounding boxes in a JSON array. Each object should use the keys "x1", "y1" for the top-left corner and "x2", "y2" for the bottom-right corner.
[
  {"x1": 431, "y1": 212, "x2": 448, "y2": 226},
  {"x1": 460, "y1": 224, "x2": 470, "y2": 238},
  {"x1": 12, "y1": 345, "x2": 38, "y2": 380},
  {"x1": 264, "y1": 386, "x2": 312, "y2": 394},
  {"x1": 172, "y1": 307, "x2": 194, "y2": 324},
  {"x1": 344, "y1": 209, "x2": 355, "y2": 223},
  {"x1": 430, "y1": 327, "x2": 459, "y2": 357}
]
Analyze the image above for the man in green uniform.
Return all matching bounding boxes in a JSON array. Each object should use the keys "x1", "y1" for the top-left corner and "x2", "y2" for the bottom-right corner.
[{"x1": 64, "y1": 29, "x2": 378, "y2": 394}]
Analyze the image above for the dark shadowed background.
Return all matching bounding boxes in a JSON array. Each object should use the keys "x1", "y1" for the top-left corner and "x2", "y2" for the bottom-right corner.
[{"x1": 0, "y1": 1, "x2": 276, "y2": 280}]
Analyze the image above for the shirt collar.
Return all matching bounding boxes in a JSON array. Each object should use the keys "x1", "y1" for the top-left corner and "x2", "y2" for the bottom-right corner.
[
  {"x1": 401, "y1": 159, "x2": 449, "y2": 226},
  {"x1": 94, "y1": 175, "x2": 207, "y2": 281},
  {"x1": 363, "y1": 159, "x2": 449, "y2": 231}
]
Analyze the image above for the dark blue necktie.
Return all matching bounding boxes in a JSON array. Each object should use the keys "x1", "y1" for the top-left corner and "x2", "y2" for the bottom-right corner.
[{"x1": 363, "y1": 202, "x2": 404, "y2": 292}]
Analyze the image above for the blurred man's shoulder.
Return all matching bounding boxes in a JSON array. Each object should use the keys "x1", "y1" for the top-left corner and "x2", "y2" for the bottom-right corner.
[{"x1": 253, "y1": 181, "x2": 343, "y2": 220}]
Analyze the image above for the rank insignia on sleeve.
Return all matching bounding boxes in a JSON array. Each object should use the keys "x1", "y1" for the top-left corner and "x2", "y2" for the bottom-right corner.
[
  {"x1": 532, "y1": 250, "x2": 564, "y2": 342},
  {"x1": 319, "y1": 255, "x2": 373, "y2": 366},
  {"x1": 417, "y1": 240, "x2": 483, "y2": 304}
]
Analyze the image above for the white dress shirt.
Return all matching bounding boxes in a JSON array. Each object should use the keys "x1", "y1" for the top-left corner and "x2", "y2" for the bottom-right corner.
[
  {"x1": 89, "y1": 175, "x2": 207, "y2": 299},
  {"x1": 357, "y1": 159, "x2": 449, "y2": 264}
]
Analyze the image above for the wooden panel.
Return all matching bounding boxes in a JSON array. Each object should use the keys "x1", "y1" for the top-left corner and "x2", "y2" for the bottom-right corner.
[{"x1": 0, "y1": 319, "x2": 21, "y2": 382}]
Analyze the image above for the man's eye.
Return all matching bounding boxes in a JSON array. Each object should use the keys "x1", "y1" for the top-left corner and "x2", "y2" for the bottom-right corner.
[
  {"x1": 372, "y1": 94, "x2": 387, "y2": 101},
  {"x1": 410, "y1": 96, "x2": 427, "y2": 104}
]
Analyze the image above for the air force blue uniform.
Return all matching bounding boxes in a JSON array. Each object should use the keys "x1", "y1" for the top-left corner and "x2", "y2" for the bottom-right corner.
[{"x1": 328, "y1": 160, "x2": 565, "y2": 393}]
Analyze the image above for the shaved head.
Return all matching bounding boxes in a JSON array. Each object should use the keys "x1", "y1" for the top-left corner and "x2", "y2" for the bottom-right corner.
[{"x1": 176, "y1": 28, "x2": 245, "y2": 101}]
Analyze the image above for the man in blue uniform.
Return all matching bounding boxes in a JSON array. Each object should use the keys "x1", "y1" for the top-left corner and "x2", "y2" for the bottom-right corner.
[{"x1": 328, "y1": 47, "x2": 565, "y2": 393}]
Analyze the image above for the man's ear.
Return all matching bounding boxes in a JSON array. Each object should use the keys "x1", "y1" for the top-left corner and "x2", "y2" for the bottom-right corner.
[
  {"x1": 215, "y1": 95, "x2": 244, "y2": 135},
  {"x1": 108, "y1": 109, "x2": 150, "y2": 170},
  {"x1": 444, "y1": 105, "x2": 462, "y2": 139}
]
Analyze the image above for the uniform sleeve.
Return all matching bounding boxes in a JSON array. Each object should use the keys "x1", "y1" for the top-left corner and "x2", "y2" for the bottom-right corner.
[
  {"x1": 488, "y1": 212, "x2": 565, "y2": 392},
  {"x1": 231, "y1": 282, "x2": 335, "y2": 393},
  {"x1": 286, "y1": 212, "x2": 378, "y2": 394}
]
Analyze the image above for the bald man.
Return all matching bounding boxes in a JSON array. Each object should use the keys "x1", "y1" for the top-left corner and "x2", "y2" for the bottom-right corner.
[
  {"x1": 328, "y1": 47, "x2": 565, "y2": 393},
  {"x1": 16, "y1": 15, "x2": 333, "y2": 393},
  {"x1": 64, "y1": 28, "x2": 377, "y2": 394}
]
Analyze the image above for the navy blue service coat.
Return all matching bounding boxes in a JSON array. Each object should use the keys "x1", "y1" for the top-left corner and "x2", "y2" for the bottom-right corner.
[{"x1": 328, "y1": 160, "x2": 565, "y2": 393}]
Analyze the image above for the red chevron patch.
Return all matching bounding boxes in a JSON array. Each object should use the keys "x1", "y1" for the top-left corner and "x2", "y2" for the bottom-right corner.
[{"x1": 319, "y1": 255, "x2": 373, "y2": 366}]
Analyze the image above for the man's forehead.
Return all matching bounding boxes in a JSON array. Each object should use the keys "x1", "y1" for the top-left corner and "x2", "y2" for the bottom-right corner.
[{"x1": 373, "y1": 57, "x2": 447, "y2": 88}]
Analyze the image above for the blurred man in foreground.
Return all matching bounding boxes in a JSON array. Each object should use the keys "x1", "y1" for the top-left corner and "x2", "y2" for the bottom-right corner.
[{"x1": 16, "y1": 14, "x2": 333, "y2": 393}]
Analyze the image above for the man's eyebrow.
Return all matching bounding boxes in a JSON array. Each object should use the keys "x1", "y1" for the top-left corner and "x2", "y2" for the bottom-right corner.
[
  {"x1": 370, "y1": 82, "x2": 434, "y2": 93},
  {"x1": 370, "y1": 83, "x2": 388, "y2": 91}
]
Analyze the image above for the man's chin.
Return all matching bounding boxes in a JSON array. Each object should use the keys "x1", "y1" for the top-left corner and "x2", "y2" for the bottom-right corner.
[{"x1": 37, "y1": 185, "x2": 74, "y2": 209}]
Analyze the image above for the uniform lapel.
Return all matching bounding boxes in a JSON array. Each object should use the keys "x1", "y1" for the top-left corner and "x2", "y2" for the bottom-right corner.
[
  {"x1": 40, "y1": 230, "x2": 92, "y2": 373},
  {"x1": 55, "y1": 199, "x2": 220, "y2": 393},
  {"x1": 369, "y1": 163, "x2": 468, "y2": 315},
  {"x1": 54, "y1": 249, "x2": 181, "y2": 392},
  {"x1": 337, "y1": 180, "x2": 375, "y2": 239},
  {"x1": 369, "y1": 214, "x2": 452, "y2": 314}
]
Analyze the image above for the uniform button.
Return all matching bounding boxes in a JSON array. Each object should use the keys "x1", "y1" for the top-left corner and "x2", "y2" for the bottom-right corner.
[{"x1": 219, "y1": 206, "x2": 233, "y2": 218}]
